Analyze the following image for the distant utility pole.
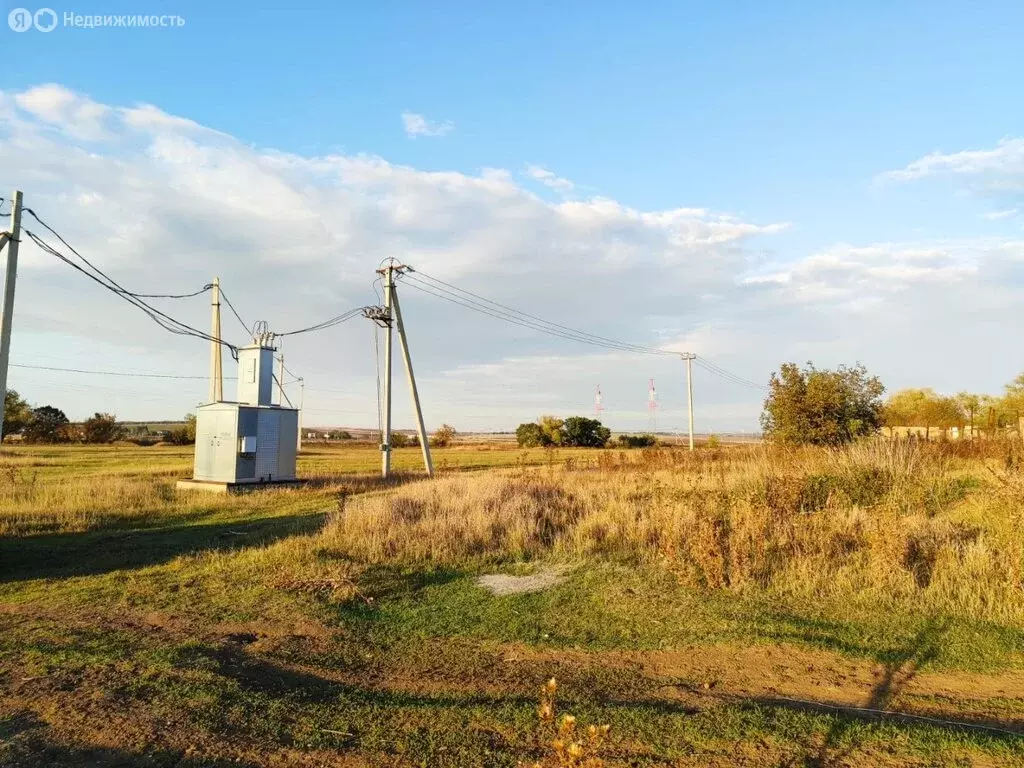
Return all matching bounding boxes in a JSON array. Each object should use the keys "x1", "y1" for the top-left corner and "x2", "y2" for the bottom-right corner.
[
  {"x1": 277, "y1": 354, "x2": 285, "y2": 405},
  {"x1": 648, "y1": 378, "x2": 657, "y2": 433},
  {"x1": 297, "y1": 377, "x2": 304, "y2": 453},
  {"x1": 209, "y1": 276, "x2": 223, "y2": 402},
  {"x1": 0, "y1": 190, "x2": 23, "y2": 443},
  {"x1": 377, "y1": 262, "x2": 433, "y2": 479},
  {"x1": 681, "y1": 353, "x2": 695, "y2": 451}
]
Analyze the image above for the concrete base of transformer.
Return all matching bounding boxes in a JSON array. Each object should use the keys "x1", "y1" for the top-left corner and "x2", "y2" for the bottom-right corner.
[{"x1": 175, "y1": 478, "x2": 305, "y2": 495}]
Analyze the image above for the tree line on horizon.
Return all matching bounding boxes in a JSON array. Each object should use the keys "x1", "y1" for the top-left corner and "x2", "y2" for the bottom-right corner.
[
  {"x1": 1, "y1": 390, "x2": 196, "y2": 444},
  {"x1": 5, "y1": 365, "x2": 1024, "y2": 448},
  {"x1": 761, "y1": 362, "x2": 1024, "y2": 446}
]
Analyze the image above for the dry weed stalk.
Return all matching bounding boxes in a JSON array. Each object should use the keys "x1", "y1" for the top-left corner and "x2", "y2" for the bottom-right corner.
[{"x1": 530, "y1": 677, "x2": 609, "y2": 768}]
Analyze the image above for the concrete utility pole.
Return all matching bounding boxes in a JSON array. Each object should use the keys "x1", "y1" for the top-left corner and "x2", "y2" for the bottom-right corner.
[
  {"x1": 209, "y1": 276, "x2": 223, "y2": 402},
  {"x1": 297, "y1": 377, "x2": 304, "y2": 453},
  {"x1": 376, "y1": 262, "x2": 433, "y2": 479},
  {"x1": 682, "y1": 353, "x2": 695, "y2": 451},
  {"x1": 277, "y1": 354, "x2": 285, "y2": 406},
  {"x1": 392, "y1": 283, "x2": 434, "y2": 477},
  {"x1": 0, "y1": 191, "x2": 23, "y2": 443},
  {"x1": 380, "y1": 265, "x2": 395, "y2": 478}
]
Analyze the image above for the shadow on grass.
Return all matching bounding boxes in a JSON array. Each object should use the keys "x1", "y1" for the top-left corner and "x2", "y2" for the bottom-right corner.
[
  {"x1": 767, "y1": 617, "x2": 1024, "y2": 767},
  {"x1": 0, "y1": 512, "x2": 326, "y2": 583}
]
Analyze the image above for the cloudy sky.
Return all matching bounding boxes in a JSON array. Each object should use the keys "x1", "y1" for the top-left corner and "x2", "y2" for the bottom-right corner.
[{"x1": 2, "y1": 2, "x2": 1022, "y2": 432}]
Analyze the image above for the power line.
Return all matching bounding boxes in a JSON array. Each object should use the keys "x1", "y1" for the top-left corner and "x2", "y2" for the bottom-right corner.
[
  {"x1": 402, "y1": 268, "x2": 766, "y2": 391},
  {"x1": 401, "y1": 276, "x2": 670, "y2": 356},
  {"x1": 409, "y1": 269, "x2": 672, "y2": 355},
  {"x1": 693, "y1": 357, "x2": 766, "y2": 390},
  {"x1": 11, "y1": 362, "x2": 236, "y2": 380},
  {"x1": 274, "y1": 306, "x2": 369, "y2": 337},
  {"x1": 23, "y1": 220, "x2": 236, "y2": 355},
  {"x1": 218, "y1": 287, "x2": 252, "y2": 338}
]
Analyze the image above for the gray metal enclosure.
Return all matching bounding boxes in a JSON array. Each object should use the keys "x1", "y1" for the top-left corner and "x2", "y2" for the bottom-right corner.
[
  {"x1": 190, "y1": 343, "x2": 298, "y2": 485},
  {"x1": 193, "y1": 403, "x2": 298, "y2": 483}
]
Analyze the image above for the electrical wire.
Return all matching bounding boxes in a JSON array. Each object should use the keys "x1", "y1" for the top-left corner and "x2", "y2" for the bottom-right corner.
[
  {"x1": 23, "y1": 226, "x2": 237, "y2": 355},
  {"x1": 401, "y1": 268, "x2": 767, "y2": 391},
  {"x1": 25, "y1": 208, "x2": 211, "y2": 299},
  {"x1": 218, "y1": 287, "x2": 252, "y2": 338},
  {"x1": 693, "y1": 357, "x2": 767, "y2": 390},
  {"x1": 401, "y1": 276, "x2": 670, "y2": 356},
  {"x1": 407, "y1": 269, "x2": 672, "y2": 355},
  {"x1": 274, "y1": 306, "x2": 369, "y2": 337},
  {"x1": 10, "y1": 363, "x2": 233, "y2": 380}
]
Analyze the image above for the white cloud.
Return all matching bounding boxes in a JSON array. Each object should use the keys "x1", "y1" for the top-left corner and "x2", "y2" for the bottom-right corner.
[
  {"x1": 401, "y1": 111, "x2": 454, "y2": 138},
  {"x1": 525, "y1": 164, "x2": 574, "y2": 193},
  {"x1": 982, "y1": 208, "x2": 1019, "y2": 221},
  {"x1": 880, "y1": 138, "x2": 1024, "y2": 183},
  {"x1": 2, "y1": 84, "x2": 1022, "y2": 430},
  {"x1": 13, "y1": 83, "x2": 111, "y2": 141}
]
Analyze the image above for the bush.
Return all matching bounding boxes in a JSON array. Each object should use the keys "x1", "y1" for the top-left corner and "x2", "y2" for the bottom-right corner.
[
  {"x1": 431, "y1": 424, "x2": 456, "y2": 448},
  {"x1": 390, "y1": 432, "x2": 412, "y2": 448},
  {"x1": 82, "y1": 412, "x2": 123, "y2": 444},
  {"x1": 617, "y1": 434, "x2": 657, "y2": 449},
  {"x1": 517, "y1": 422, "x2": 546, "y2": 447},
  {"x1": 761, "y1": 361, "x2": 884, "y2": 446},
  {"x1": 3, "y1": 390, "x2": 32, "y2": 439},
  {"x1": 167, "y1": 414, "x2": 197, "y2": 446},
  {"x1": 563, "y1": 417, "x2": 611, "y2": 448},
  {"x1": 329, "y1": 430, "x2": 353, "y2": 440},
  {"x1": 23, "y1": 405, "x2": 70, "y2": 444}
]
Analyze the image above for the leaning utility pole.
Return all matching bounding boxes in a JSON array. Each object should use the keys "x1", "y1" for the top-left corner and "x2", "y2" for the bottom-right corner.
[
  {"x1": 0, "y1": 191, "x2": 23, "y2": 443},
  {"x1": 682, "y1": 353, "x2": 695, "y2": 451},
  {"x1": 391, "y1": 276, "x2": 434, "y2": 476},
  {"x1": 209, "y1": 276, "x2": 223, "y2": 402},
  {"x1": 377, "y1": 262, "x2": 433, "y2": 479}
]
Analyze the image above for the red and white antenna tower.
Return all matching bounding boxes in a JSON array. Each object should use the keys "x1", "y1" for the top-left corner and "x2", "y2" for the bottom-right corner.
[
  {"x1": 595, "y1": 385, "x2": 604, "y2": 417},
  {"x1": 648, "y1": 378, "x2": 657, "y2": 433}
]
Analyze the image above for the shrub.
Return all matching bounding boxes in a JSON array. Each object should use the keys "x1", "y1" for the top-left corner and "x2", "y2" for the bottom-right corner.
[
  {"x1": 563, "y1": 417, "x2": 611, "y2": 448},
  {"x1": 82, "y1": 413, "x2": 123, "y2": 444},
  {"x1": 431, "y1": 424, "x2": 456, "y2": 448},
  {"x1": 517, "y1": 422, "x2": 547, "y2": 447},
  {"x1": 23, "y1": 405, "x2": 70, "y2": 444},
  {"x1": 617, "y1": 434, "x2": 657, "y2": 449},
  {"x1": 761, "y1": 361, "x2": 884, "y2": 445}
]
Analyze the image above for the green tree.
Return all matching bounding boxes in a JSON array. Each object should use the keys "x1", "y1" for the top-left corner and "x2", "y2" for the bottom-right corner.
[
  {"x1": 82, "y1": 412, "x2": 123, "y2": 444},
  {"x1": 516, "y1": 422, "x2": 546, "y2": 447},
  {"x1": 168, "y1": 414, "x2": 198, "y2": 445},
  {"x1": 538, "y1": 415, "x2": 565, "y2": 446},
  {"x1": 2, "y1": 390, "x2": 32, "y2": 439},
  {"x1": 761, "y1": 362, "x2": 884, "y2": 446},
  {"x1": 562, "y1": 416, "x2": 611, "y2": 447},
  {"x1": 23, "y1": 405, "x2": 70, "y2": 444},
  {"x1": 431, "y1": 424, "x2": 456, "y2": 448}
]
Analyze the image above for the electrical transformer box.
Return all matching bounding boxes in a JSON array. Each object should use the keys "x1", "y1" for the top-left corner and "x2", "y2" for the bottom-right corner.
[
  {"x1": 193, "y1": 402, "x2": 298, "y2": 483},
  {"x1": 189, "y1": 343, "x2": 298, "y2": 486}
]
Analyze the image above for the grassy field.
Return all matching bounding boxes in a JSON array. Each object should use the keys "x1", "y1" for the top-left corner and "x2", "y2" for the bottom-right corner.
[{"x1": 1, "y1": 440, "x2": 1024, "y2": 766}]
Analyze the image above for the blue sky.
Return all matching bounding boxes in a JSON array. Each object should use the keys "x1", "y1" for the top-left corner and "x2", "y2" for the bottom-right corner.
[{"x1": 2, "y1": 1, "x2": 1023, "y2": 431}]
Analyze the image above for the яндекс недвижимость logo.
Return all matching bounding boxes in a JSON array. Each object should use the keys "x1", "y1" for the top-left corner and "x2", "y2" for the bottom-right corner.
[
  {"x1": 8, "y1": 8, "x2": 183, "y2": 31},
  {"x1": 8, "y1": 8, "x2": 57, "y2": 32}
]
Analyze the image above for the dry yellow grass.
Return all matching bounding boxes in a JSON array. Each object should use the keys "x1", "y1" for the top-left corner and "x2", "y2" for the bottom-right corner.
[{"x1": 321, "y1": 439, "x2": 1024, "y2": 623}]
